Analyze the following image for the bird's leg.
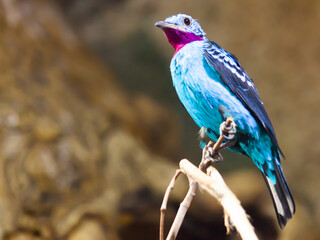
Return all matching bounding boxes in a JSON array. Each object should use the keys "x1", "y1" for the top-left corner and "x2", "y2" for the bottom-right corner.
[
  {"x1": 199, "y1": 127, "x2": 222, "y2": 171},
  {"x1": 218, "y1": 120, "x2": 237, "y2": 151},
  {"x1": 199, "y1": 118, "x2": 236, "y2": 172}
]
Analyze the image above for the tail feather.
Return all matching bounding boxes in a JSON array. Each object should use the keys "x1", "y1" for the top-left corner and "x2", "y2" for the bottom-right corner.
[{"x1": 262, "y1": 159, "x2": 295, "y2": 228}]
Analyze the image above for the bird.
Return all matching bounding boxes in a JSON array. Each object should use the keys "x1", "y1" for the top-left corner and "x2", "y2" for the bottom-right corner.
[{"x1": 155, "y1": 13, "x2": 295, "y2": 228}]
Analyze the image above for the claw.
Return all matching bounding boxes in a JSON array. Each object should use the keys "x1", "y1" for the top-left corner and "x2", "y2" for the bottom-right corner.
[
  {"x1": 219, "y1": 121, "x2": 236, "y2": 140},
  {"x1": 202, "y1": 141, "x2": 223, "y2": 164},
  {"x1": 219, "y1": 139, "x2": 236, "y2": 151},
  {"x1": 200, "y1": 141, "x2": 224, "y2": 171}
]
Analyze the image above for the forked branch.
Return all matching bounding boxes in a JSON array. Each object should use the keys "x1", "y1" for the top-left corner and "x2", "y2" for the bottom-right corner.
[{"x1": 159, "y1": 117, "x2": 259, "y2": 240}]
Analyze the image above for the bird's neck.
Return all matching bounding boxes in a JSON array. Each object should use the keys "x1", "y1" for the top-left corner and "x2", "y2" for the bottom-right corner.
[{"x1": 163, "y1": 28, "x2": 204, "y2": 55}]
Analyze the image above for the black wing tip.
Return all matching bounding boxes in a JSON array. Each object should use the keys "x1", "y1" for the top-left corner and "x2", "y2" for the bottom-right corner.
[
  {"x1": 262, "y1": 159, "x2": 295, "y2": 229},
  {"x1": 277, "y1": 214, "x2": 288, "y2": 229},
  {"x1": 277, "y1": 197, "x2": 296, "y2": 228},
  {"x1": 276, "y1": 205, "x2": 295, "y2": 229}
]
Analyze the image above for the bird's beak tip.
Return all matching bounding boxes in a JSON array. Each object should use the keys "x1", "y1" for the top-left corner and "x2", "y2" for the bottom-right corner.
[{"x1": 155, "y1": 21, "x2": 165, "y2": 29}]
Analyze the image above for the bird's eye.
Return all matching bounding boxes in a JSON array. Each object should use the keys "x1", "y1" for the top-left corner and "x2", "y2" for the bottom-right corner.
[{"x1": 183, "y1": 17, "x2": 191, "y2": 26}]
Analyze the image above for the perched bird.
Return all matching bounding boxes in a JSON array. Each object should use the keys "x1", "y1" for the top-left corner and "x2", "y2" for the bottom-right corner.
[{"x1": 155, "y1": 14, "x2": 295, "y2": 228}]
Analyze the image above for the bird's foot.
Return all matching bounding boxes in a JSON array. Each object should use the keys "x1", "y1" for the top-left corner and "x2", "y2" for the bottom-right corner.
[
  {"x1": 200, "y1": 141, "x2": 223, "y2": 172},
  {"x1": 219, "y1": 120, "x2": 236, "y2": 140},
  {"x1": 219, "y1": 139, "x2": 236, "y2": 151}
]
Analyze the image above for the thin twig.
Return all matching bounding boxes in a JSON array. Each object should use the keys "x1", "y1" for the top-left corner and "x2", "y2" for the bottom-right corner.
[
  {"x1": 160, "y1": 170, "x2": 182, "y2": 240},
  {"x1": 180, "y1": 160, "x2": 259, "y2": 240},
  {"x1": 166, "y1": 179, "x2": 198, "y2": 240}
]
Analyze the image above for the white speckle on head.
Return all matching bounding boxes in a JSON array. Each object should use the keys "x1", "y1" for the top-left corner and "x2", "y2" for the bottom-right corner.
[{"x1": 164, "y1": 13, "x2": 207, "y2": 39}]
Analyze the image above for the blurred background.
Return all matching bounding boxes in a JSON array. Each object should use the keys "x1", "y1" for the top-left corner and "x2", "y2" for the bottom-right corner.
[{"x1": 0, "y1": 0, "x2": 319, "y2": 239}]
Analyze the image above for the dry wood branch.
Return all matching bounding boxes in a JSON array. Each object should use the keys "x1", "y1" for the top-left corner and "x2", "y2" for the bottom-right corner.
[
  {"x1": 166, "y1": 179, "x2": 198, "y2": 240},
  {"x1": 160, "y1": 117, "x2": 258, "y2": 240},
  {"x1": 180, "y1": 160, "x2": 258, "y2": 240},
  {"x1": 159, "y1": 170, "x2": 182, "y2": 240}
]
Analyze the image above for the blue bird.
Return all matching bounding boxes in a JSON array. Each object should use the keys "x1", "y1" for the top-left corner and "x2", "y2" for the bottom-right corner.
[{"x1": 155, "y1": 14, "x2": 295, "y2": 228}]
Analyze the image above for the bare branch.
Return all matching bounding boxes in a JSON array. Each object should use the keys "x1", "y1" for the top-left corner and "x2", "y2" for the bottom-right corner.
[
  {"x1": 160, "y1": 170, "x2": 182, "y2": 240},
  {"x1": 166, "y1": 179, "x2": 198, "y2": 240},
  {"x1": 180, "y1": 160, "x2": 259, "y2": 240}
]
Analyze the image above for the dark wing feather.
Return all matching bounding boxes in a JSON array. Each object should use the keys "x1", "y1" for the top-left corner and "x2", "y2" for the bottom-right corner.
[{"x1": 203, "y1": 41, "x2": 283, "y2": 155}]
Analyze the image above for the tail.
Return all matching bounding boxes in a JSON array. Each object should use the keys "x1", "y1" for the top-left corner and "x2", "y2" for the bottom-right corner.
[{"x1": 262, "y1": 158, "x2": 295, "y2": 228}]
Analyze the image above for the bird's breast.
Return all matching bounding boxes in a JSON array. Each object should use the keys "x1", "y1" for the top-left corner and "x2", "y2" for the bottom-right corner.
[{"x1": 170, "y1": 41, "x2": 227, "y2": 134}]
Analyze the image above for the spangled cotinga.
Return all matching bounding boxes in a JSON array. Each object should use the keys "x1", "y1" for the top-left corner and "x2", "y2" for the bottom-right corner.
[{"x1": 155, "y1": 13, "x2": 295, "y2": 228}]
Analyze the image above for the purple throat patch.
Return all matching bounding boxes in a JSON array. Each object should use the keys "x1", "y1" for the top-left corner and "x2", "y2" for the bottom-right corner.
[{"x1": 163, "y1": 28, "x2": 204, "y2": 54}]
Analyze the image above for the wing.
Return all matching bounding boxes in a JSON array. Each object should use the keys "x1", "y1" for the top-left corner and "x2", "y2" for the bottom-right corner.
[{"x1": 203, "y1": 41, "x2": 283, "y2": 155}]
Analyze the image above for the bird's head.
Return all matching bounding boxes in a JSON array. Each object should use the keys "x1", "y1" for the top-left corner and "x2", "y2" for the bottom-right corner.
[{"x1": 155, "y1": 14, "x2": 206, "y2": 53}]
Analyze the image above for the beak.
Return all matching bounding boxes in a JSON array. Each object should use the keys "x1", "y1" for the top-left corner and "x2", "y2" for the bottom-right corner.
[{"x1": 155, "y1": 21, "x2": 186, "y2": 31}]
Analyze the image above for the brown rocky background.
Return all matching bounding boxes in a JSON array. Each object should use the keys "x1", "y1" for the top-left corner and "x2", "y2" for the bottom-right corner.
[{"x1": 0, "y1": 0, "x2": 319, "y2": 239}]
